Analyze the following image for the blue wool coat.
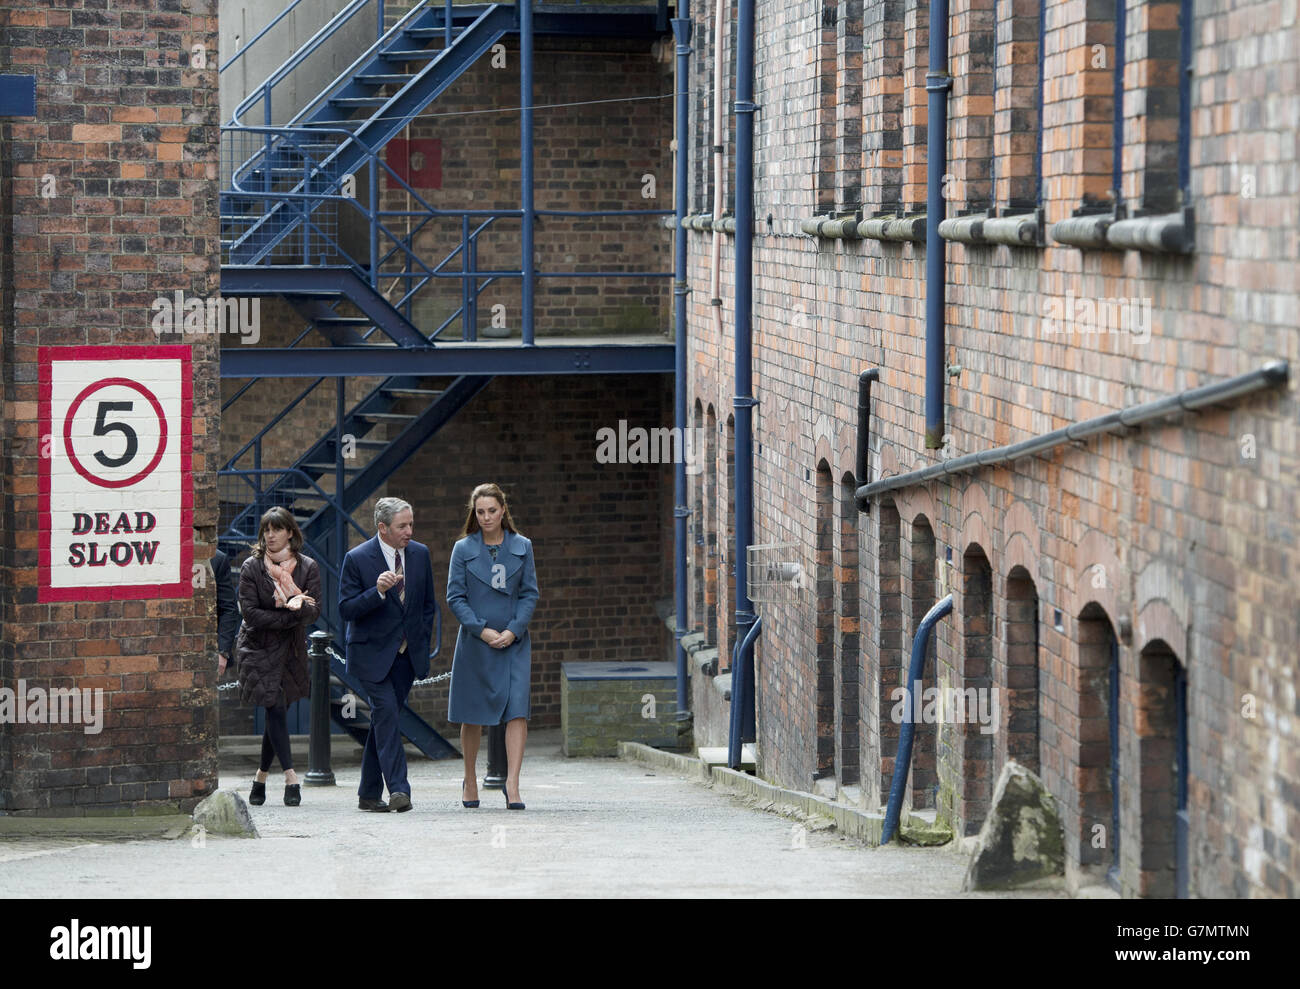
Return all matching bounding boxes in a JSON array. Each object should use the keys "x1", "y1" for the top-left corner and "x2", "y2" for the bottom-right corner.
[{"x1": 446, "y1": 530, "x2": 539, "y2": 725}]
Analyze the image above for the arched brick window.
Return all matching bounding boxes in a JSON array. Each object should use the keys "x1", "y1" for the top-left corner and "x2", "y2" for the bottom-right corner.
[
  {"x1": 956, "y1": 544, "x2": 994, "y2": 835},
  {"x1": 1003, "y1": 566, "x2": 1040, "y2": 773},
  {"x1": 877, "y1": 498, "x2": 904, "y2": 798},
  {"x1": 838, "y1": 473, "x2": 861, "y2": 785},
  {"x1": 814, "y1": 461, "x2": 836, "y2": 778},
  {"x1": 909, "y1": 514, "x2": 937, "y2": 807}
]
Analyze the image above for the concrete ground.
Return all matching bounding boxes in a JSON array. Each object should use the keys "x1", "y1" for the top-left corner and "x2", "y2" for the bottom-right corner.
[{"x1": 0, "y1": 730, "x2": 1061, "y2": 898}]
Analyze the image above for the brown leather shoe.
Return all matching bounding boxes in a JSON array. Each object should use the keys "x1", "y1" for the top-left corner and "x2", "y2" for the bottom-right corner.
[
  {"x1": 358, "y1": 797, "x2": 390, "y2": 812},
  {"x1": 388, "y1": 792, "x2": 412, "y2": 813}
]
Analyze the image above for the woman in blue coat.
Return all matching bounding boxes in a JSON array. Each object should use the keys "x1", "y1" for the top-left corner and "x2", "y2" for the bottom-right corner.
[{"x1": 447, "y1": 482, "x2": 539, "y2": 810}]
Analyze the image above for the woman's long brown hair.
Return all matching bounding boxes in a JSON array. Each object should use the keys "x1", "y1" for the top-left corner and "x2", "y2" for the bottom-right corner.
[
  {"x1": 252, "y1": 505, "x2": 305, "y2": 557},
  {"x1": 459, "y1": 482, "x2": 522, "y2": 538}
]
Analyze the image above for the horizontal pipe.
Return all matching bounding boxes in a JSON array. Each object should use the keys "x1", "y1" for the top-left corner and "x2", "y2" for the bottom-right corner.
[{"x1": 856, "y1": 361, "x2": 1289, "y2": 504}]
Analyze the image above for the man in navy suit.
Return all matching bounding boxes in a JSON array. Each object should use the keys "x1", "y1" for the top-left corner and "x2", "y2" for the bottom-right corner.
[{"x1": 339, "y1": 497, "x2": 438, "y2": 812}]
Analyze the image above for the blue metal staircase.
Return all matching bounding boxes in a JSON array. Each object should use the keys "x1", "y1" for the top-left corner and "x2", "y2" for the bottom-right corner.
[{"x1": 218, "y1": 1, "x2": 675, "y2": 754}]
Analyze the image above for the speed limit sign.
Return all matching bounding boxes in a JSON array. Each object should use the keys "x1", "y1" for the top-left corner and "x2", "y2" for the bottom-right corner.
[{"x1": 39, "y1": 346, "x2": 193, "y2": 601}]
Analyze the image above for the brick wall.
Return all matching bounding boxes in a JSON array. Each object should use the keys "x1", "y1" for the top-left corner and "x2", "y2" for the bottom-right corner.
[
  {"x1": 0, "y1": 0, "x2": 221, "y2": 813},
  {"x1": 683, "y1": 0, "x2": 1298, "y2": 898}
]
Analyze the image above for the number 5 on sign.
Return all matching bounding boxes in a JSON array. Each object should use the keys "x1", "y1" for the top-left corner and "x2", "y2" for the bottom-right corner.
[{"x1": 39, "y1": 346, "x2": 193, "y2": 601}]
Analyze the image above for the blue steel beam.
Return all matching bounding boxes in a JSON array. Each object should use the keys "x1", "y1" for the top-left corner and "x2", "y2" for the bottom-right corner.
[
  {"x1": 220, "y1": 345, "x2": 675, "y2": 377},
  {"x1": 221, "y1": 265, "x2": 427, "y2": 347}
]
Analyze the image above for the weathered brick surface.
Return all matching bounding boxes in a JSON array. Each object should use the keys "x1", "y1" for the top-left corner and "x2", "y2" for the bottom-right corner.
[
  {"x1": 0, "y1": 0, "x2": 221, "y2": 814},
  {"x1": 685, "y1": 0, "x2": 1298, "y2": 898}
]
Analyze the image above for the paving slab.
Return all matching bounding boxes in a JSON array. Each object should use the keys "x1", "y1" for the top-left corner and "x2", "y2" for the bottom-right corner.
[{"x1": 0, "y1": 731, "x2": 1063, "y2": 898}]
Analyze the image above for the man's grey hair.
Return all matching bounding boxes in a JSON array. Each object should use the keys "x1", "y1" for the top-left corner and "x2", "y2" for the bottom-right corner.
[{"x1": 374, "y1": 497, "x2": 413, "y2": 530}]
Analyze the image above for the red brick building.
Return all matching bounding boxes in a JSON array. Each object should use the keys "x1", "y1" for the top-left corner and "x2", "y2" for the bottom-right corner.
[{"x1": 681, "y1": 0, "x2": 1297, "y2": 898}]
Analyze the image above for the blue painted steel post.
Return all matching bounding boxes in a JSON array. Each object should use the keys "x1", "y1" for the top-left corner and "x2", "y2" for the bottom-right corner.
[
  {"x1": 1112, "y1": 0, "x2": 1126, "y2": 207},
  {"x1": 520, "y1": 0, "x2": 535, "y2": 345},
  {"x1": 369, "y1": 153, "x2": 380, "y2": 288},
  {"x1": 335, "y1": 379, "x2": 347, "y2": 630},
  {"x1": 729, "y1": 0, "x2": 758, "y2": 768},
  {"x1": 671, "y1": 7, "x2": 693, "y2": 724},
  {"x1": 461, "y1": 214, "x2": 471, "y2": 340},
  {"x1": 924, "y1": 0, "x2": 951, "y2": 448},
  {"x1": 377, "y1": 0, "x2": 385, "y2": 38},
  {"x1": 445, "y1": 0, "x2": 453, "y2": 46},
  {"x1": 881, "y1": 593, "x2": 953, "y2": 844}
]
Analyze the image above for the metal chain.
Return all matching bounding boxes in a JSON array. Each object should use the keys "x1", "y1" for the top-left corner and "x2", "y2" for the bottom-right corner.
[{"x1": 215, "y1": 648, "x2": 451, "y2": 692}]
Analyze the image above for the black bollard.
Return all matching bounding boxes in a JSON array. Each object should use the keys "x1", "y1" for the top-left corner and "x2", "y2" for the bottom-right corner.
[
  {"x1": 482, "y1": 720, "x2": 507, "y2": 789},
  {"x1": 305, "y1": 630, "x2": 336, "y2": 786}
]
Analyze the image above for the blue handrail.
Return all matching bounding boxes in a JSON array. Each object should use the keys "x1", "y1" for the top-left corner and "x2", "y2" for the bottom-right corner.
[
  {"x1": 220, "y1": 0, "x2": 314, "y2": 74},
  {"x1": 881, "y1": 593, "x2": 953, "y2": 844},
  {"x1": 228, "y1": 0, "x2": 373, "y2": 126}
]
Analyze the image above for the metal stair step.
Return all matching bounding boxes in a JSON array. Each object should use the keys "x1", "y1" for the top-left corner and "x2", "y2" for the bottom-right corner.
[
  {"x1": 330, "y1": 97, "x2": 391, "y2": 108},
  {"x1": 352, "y1": 412, "x2": 418, "y2": 423},
  {"x1": 314, "y1": 316, "x2": 373, "y2": 327},
  {"x1": 277, "y1": 487, "x2": 328, "y2": 498},
  {"x1": 380, "y1": 49, "x2": 441, "y2": 60},
  {"x1": 355, "y1": 73, "x2": 415, "y2": 86},
  {"x1": 381, "y1": 388, "x2": 446, "y2": 399},
  {"x1": 300, "y1": 462, "x2": 367, "y2": 472}
]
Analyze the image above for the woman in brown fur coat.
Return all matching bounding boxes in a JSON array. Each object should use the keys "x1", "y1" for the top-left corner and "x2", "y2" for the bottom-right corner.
[{"x1": 235, "y1": 507, "x2": 320, "y2": 807}]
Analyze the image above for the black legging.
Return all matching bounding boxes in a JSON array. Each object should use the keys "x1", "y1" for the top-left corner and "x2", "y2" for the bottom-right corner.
[{"x1": 259, "y1": 702, "x2": 294, "y2": 773}]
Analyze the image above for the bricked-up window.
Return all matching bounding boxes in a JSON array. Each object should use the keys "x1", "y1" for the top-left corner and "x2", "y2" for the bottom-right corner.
[
  {"x1": 864, "y1": 0, "x2": 906, "y2": 212},
  {"x1": 1127, "y1": 0, "x2": 1187, "y2": 213},
  {"x1": 705, "y1": 405, "x2": 719, "y2": 649},
  {"x1": 692, "y1": 400, "x2": 707, "y2": 636},
  {"x1": 694, "y1": 16, "x2": 712, "y2": 211},
  {"x1": 837, "y1": 1, "x2": 865, "y2": 212},
  {"x1": 724, "y1": 414, "x2": 737, "y2": 661},
  {"x1": 1073, "y1": 0, "x2": 1121, "y2": 209},
  {"x1": 1004, "y1": 567, "x2": 1040, "y2": 773},
  {"x1": 816, "y1": 0, "x2": 840, "y2": 210},
  {"x1": 877, "y1": 500, "x2": 904, "y2": 798},
  {"x1": 1135, "y1": 640, "x2": 1185, "y2": 897},
  {"x1": 909, "y1": 515, "x2": 937, "y2": 807},
  {"x1": 955, "y1": 546, "x2": 995, "y2": 836},
  {"x1": 951, "y1": 0, "x2": 996, "y2": 212},
  {"x1": 901, "y1": 0, "x2": 930, "y2": 211},
  {"x1": 993, "y1": 0, "x2": 1043, "y2": 209},
  {"x1": 838, "y1": 474, "x2": 861, "y2": 785},
  {"x1": 1077, "y1": 603, "x2": 1120, "y2": 878},
  {"x1": 815, "y1": 463, "x2": 836, "y2": 778}
]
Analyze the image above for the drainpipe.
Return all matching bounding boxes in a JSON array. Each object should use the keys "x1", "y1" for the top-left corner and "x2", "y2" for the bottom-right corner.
[
  {"x1": 710, "y1": 0, "x2": 726, "y2": 342},
  {"x1": 854, "y1": 368, "x2": 879, "y2": 511},
  {"x1": 672, "y1": 5, "x2": 693, "y2": 722},
  {"x1": 881, "y1": 593, "x2": 953, "y2": 844},
  {"x1": 728, "y1": 0, "x2": 758, "y2": 769},
  {"x1": 924, "y1": 0, "x2": 951, "y2": 448},
  {"x1": 520, "y1": 0, "x2": 535, "y2": 345}
]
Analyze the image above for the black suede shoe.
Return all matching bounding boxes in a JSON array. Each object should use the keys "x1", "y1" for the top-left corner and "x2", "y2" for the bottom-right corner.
[
  {"x1": 249, "y1": 780, "x2": 266, "y2": 806},
  {"x1": 358, "y1": 797, "x2": 390, "y2": 812},
  {"x1": 284, "y1": 783, "x2": 301, "y2": 806}
]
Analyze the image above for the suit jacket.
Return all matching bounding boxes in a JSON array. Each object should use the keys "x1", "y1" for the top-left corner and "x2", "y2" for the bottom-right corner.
[
  {"x1": 211, "y1": 548, "x2": 240, "y2": 658},
  {"x1": 339, "y1": 535, "x2": 438, "y2": 682}
]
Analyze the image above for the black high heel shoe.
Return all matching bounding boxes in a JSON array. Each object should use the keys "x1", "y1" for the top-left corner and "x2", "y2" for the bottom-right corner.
[
  {"x1": 461, "y1": 780, "x2": 479, "y2": 808},
  {"x1": 249, "y1": 779, "x2": 266, "y2": 806},
  {"x1": 284, "y1": 783, "x2": 301, "y2": 806},
  {"x1": 503, "y1": 782, "x2": 525, "y2": 811}
]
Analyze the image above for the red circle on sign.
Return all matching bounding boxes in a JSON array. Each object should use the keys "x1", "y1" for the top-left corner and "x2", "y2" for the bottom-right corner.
[{"x1": 63, "y1": 377, "x2": 169, "y2": 489}]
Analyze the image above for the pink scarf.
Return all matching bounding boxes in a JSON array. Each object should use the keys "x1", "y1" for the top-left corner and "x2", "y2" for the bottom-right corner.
[{"x1": 265, "y1": 547, "x2": 302, "y2": 607}]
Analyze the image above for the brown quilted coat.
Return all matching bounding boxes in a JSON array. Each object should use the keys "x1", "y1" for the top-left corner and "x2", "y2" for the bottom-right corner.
[{"x1": 235, "y1": 552, "x2": 321, "y2": 708}]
